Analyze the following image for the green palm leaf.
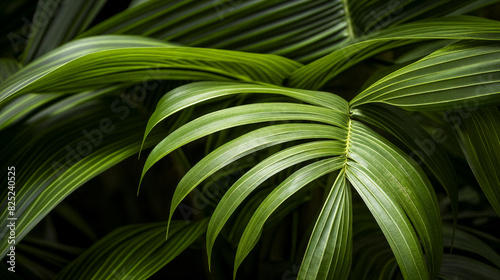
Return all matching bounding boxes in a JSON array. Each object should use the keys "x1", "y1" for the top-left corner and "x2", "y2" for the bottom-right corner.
[
  {"x1": 0, "y1": 35, "x2": 300, "y2": 104},
  {"x1": 81, "y1": 0, "x2": 351, "y2": 63},
  {"x1": 346, "y1": 121, "x2": 442, "y2": 279},
  {"x1": 0, "y1": 0, "x2": 108, "y2": 130},
  {"x1": 167, "y1": 125, "x2": 346, "y2": 234},
  {"x1": 455, "y1": 107, "x2": 500, "y2": 216},
  {"x1": 141, "y1": 82, "x2": 443, "y2": 279},
  {"x1": 0, "y1": 97, "x2": 164, "y2": 258},
  {"x1": 0, "y1": 93, "x2": 59, "y2": 130},
  {"x1": 55, "y1": 219, "x2": 208, "y2": 280},
  {"x1": 21, "y1": 0, "x2": 107, "y2": 63},
  {"x1": 3, "y1": 1, "x2": 500, "y2": 279},
  {"x1": 297, "y1": 169, "x2": 352, "y2": 280},
  {"x1": 289, "y1": 16, "x2": 500, "y2": 90},
  {"x1": 352, "y1": 104, "x2": 458, "y2": 224},
  {"x1": 0, "y1": 86, "x2": 124, "y2": 130},
  {"x1": 206, "y1": 140, "x2": 344, "y2": 265},
  {"x1": 141, "y1": 81, "x2": 348, "y2": 151},
  {"x1": 439, "y1": 254, "x2": 500, "y2": 279},
  {"x1": 0, "y1": 59, "x2": 56, "y2": 130},
  {"x1": 351, "y1": 41, "x2": 500, "y2": 110},
  {"x1": 79, "y1": 0, "x2": 496, "y2": 63},
  {"x1": 140, "y1": 102, "x2": 349, "y2": 186},
  {"x1": 234, "y1": 158, "x2": 344, "y2": 278}
]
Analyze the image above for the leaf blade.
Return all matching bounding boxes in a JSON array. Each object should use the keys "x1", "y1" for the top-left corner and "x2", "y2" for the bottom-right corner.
[
  {"x1": 0, "y1": 35, "x2": 301, "y2": 104},
  {"x1": 289, "y1": 16, "x2": 500, "y2": 90},
  {"x1": 142, "y1": 81, "x2": 348, "y2": 149},
  {"x1": 297, "y1": 169, "x2": 352, "y2": 280},
  {"x1": 352, "y1": 104, "x2": 458, "y2": 225},
  {"x1": 140, "y1": 103, "x2": 349, "y2": 186},
  {"x1": 350, "y1": 41, "x2": 500, "y2": 110},
  {"x1": 55, "y1": 219, "x2": 208, "y2": 280},
  {"x1": 234, "y1": 157, "x2": 344, "y2": 278},
  {"x1": 206, "y1": 140, "x2": 345, "y2": 264},
  {"x1": 456, "y1": 107, "x2": 500, "y2": 216},
  {"x1": 346, "y1": 121, "x2": 442, "y2": 279}
]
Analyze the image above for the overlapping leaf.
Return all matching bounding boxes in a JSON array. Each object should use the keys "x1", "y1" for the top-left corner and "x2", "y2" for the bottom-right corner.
[
  {"x1": 0, "y1": 97, "x2": 164, "y2": 258},
  {"x1": 297, "y1": 169, "x2": 352, "y2": 280},
  {"x1": 352, "y1": 104, "x2": 458, "y2": 224},
  {"x1": 456, "y1": 107, "x2": 500, "y2": 216},
  {"x1": 0, "y1": 35, "x2": 301, "y2": 104},
  {"x1": 289, "y1": 16, "x2": 500, "y2": 90},
  {"x1": 140, "y1": 82, "x2": 350, "y2": 186},
  {"x1": 1, "y1": 0, "x2": 108, "y2": 130},
  {"x1": 234, "y1": 158, "x2": 345, "y2": 278},
  {"x1": 206, "y1": 140, "x2": 344, "y2": 264},
  {"x1": 79, "y1": 0, "x2": 496, "y2": 63},
  {"x1": 439, "y1": 254, "x2": 500, "y2": 279},
  {"x1": 0, "y1": 59, "x2": 50, "y2": 129},
  {"x1": 81, "y1": 0, "x2": 351, "y2": 63},
  {"x1": 351, "y1": 41, "x2": 500, "y2": 110},
  {"x1": 0, "y1": 86, "x2": 123, "y2": 130},
  {"x1": 55, "y1": 219, "x2": 208, "y2": 280},
  {"x1": 141, "y1": 81, "x2": 349, "y2": 151},
  {"x1": 346, "y1": 121, "x2": 442, "y2": 280},
  {"x1": 21, "y1": 0, "x2": 107, "y2": 63},
  {"x1": 0, "y1": 93, "x2": 59, "y2": 130}
]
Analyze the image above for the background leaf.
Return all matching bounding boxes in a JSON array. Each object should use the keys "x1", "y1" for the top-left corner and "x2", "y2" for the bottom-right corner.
[
  {"x1": 352, "y1": 104, "x2": 458, "y2": 225},
  {"x1": 346, "y1": 121, "x2": 442, "y2": 280},
  {"x1": 0, "y1": 35, "x2": 301, "y2": 104},
  {"x1": 455, "y1": 107, "x2": 500, "y2": 216},
  {"x1": 55, "y1": 219, "x2": 208, "y2": 279}
]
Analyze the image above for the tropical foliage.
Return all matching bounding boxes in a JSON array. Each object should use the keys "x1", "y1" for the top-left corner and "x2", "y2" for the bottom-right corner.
[{"x1": 1, "y1": 0, "x2": 500, "y2": 279}]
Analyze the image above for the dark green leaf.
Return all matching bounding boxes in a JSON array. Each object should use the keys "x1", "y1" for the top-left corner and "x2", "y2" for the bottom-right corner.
[
  {"x1": 351, "y1": 41, "x2": 500, "y2": 110},
  {"x1": 55, "y1": 219, "x2": 208, "y2": 279},
  {"x1": 289, "y1": 16, "x2": 500, "y2": 90},
  {"x1": 456, "y1": 107, "x2": 500, "y2": 216},
  {"x1": 298, "y1": 169, "x2": 352, "y2": 280}
]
